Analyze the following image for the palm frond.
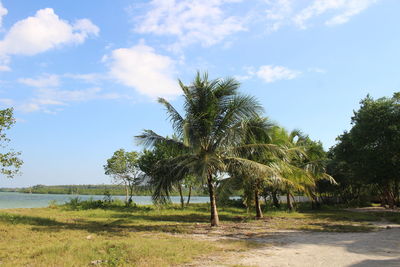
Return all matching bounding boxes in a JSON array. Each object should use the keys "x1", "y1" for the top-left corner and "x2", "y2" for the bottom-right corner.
[
  {"x1": 213, "y1": 95, "x2": 263, "y2": 148},
  {"x1": 158, "y1": 98, "x2": 185, "y2": 134},
  {"x1": 135, "y1": 130, "x2": 186, "y2": 150}
]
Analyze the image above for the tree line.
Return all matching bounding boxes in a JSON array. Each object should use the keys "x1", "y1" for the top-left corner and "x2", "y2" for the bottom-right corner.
[{"x1": 322, "y1": 93, "x2": 400, "y2": 208}]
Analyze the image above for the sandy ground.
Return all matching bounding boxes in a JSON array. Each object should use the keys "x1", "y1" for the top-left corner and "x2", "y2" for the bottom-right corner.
[{"x1": 185, "y1": 222, "x2": 400, "y2": 267}]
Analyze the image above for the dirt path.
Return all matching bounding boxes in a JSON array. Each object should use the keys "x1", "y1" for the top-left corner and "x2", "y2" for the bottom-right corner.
[{"x1": 186, "y1": 224, "x2": 400, "y2": 267}]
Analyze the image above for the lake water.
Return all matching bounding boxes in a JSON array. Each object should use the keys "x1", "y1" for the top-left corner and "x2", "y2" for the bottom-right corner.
[{"x1": 0, "y1": 192, "x2": 210, "y2": 209}]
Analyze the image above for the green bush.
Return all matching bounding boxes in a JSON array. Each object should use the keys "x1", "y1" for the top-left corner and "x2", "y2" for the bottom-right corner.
[{"x1": 63, "y1": 197, "x2": 133, "y2": 210}]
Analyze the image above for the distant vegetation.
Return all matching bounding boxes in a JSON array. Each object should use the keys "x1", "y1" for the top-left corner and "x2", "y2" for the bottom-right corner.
[{"x1": 0, "y1": 184, "x2": 206, "y2": 197}]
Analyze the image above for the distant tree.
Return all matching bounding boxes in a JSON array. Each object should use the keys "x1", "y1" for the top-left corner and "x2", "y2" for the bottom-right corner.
[
  {"x1": 104, "y1": 149, "x2": 142, "y2": 205},
  {"x1": 0, "y1": 108, "x2": 22, "y2": 178}
]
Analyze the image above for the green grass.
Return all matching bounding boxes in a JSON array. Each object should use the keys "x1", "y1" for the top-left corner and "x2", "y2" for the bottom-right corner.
[
  {"x1": 0, "y1": 204, "x2": 251, "y2": 267},
  {"x1": 0, "y1": 203, "x2": 398, "y2": 266}
]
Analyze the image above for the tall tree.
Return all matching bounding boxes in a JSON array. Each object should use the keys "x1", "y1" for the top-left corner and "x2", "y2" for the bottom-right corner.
[
  {"x1": 231, "y1": 117, "x2": 284, "y2": 218},
  {"x1": 0, "y1": 108, "x2": 22, "y2": 178},
  {"x1": 330, "y1": 93, "x2": 400, "y2": 208},
  {"x1": 136, "y1": 72, "x2": 274, "y2": 226},
  {"x1": 104, "y1": 149, "x2": 142, "y2": 205}
]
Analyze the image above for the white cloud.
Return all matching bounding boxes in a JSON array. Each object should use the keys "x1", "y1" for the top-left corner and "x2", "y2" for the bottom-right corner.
[
  {"x1": 15, "y1": 72, "x2": 125, "y2": 113},
  {"x1": 0, "y1": 8, "x2": 99, "y2": 68},
  {"x1": 308, "y1": 67, "x2": 327, "y2": 74},
  {"x1": 19, "y1": 102, "x2": 41, "y2": 113},
  {"x1": 262, "y1": 0, "x2": 378, "y2": 31},
  {"x1": 237, "y1": 65, "x2": 301, "y2": 83},
  {"x1": 0, "y1": 98, "x2": 13, "y2": 106},
  {"x1": 105, "y1": 43, "x2": 180, "y2": 98},
  {"x1": 0, "y1": 2, "x2": 8, "y2": 28},
  {"x1": 234, "y1": 74, "x2": 252, "y2": 81},
  {"x1": 265, "y1": 0, "x2": 293, "y2": 32},
  {"x1": 0, "y1": 64, "x2": 9, "y2": 71},
  {"x1": 36, "y1": 87, "x2": 102, "y2": 103},
  {"x1": 18, "y1": 74, "x2": 60, "y2": 88},
  {"x1": 64, "y1": 73, "x2": 104, "y2": 84},
  {"x1": 256, "y1": 65, "x2": 300, "y2": 83},
  {"x1": 134, "y1": 0, "x2": 245, "y2": 51},
  {"x1": 293, "y1": 0, "x2": 378, "y2": 29},
  {"x1": 18, "y1": 87, "x2": 118, "y2": 113}
]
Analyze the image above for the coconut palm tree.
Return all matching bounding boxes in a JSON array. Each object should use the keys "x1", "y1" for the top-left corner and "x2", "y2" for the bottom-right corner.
[
  {"x1": 235, "y1": 117, "x2": 276, "y2": 218},
  {"x1": 233, "y1": 124, "x2": 334, "y2": 216},
  {"x1": 270, "y1": 127, "x2": 335, "y2": 210},
  {"x1": 136, "y1": 72, "x2": 276, "y2": 226},
  {"x1": 232, "y1": 119, "x2": 296, "y2": 218}
]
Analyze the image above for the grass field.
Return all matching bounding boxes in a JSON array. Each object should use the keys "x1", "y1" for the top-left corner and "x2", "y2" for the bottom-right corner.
[{"x1": 0, "y1": 202, "x2": 398, "y2": 266}]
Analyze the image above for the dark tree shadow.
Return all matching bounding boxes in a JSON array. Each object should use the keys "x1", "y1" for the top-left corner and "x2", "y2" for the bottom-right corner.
[
  {"x1": 350, "y1": 258, "x2": 400, "y2": 267},
  {"x1": 0, "y1": 213, "x2": 62, "y2": 226}
]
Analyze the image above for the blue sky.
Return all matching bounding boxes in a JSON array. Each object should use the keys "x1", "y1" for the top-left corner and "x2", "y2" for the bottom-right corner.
[{"x1": 0, "y1": 0, "x2": 399, "y2": 187}]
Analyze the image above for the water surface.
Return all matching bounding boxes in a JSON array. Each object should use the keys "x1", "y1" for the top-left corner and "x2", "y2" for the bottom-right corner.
[{"x1": 0, "y1": 192, "x2": 209, "y2": 209}]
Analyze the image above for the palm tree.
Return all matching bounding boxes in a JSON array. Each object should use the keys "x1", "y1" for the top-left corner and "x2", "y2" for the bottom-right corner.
[
  {"x1": 136, "y1": 72, "x2": 273, "y2": 226},
  {"x1": 233, "y1": 119, "x2": 295, "y2": 218},
  {"x1": 270, "y1": 127, "x2": 335, "y2": 211},
  {"x1": 234, "y1": 117, "x2": 276, "y2": 218}
]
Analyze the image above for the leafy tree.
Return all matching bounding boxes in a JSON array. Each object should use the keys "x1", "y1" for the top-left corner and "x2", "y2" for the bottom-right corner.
[
  {"x1": 104, "y1": 149, "x2": 142, "y2": 205},
  {"x1": 329, "y1": 93, "x2": 400, "y2": 207},
  {"x1": 227, "y1": 117, "x2": 285, "y2": 218},
  {"x1": 271, "y1": 128, "x2": 334, "y2": 211},
  {"x1": 254, "y1": 127, "x2": 306, "y2": 211},
  {"x1": 324, "y1": 133, "x2": 369, "y2": 205},
  {"x1": 136, "y1": 72, "x2": 273, "y2": 226},
  {"x1": 239, "y1": 125, "x2": 334, "y2": 212},
  {"x1": 299, "y1": 137, "x2": 335, "y2": 208},
  {"x1": 138, "y1": 140, "x2": 196, "y2": 208},
  {"x1": 222, "y1": 121, "x2": 334, "y2": 215},
  {"x1": 0, "y1": 108, "x2": 22, "y2": 178}
]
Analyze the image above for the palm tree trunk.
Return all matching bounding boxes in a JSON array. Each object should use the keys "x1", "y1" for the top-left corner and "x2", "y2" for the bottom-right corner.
[
  {"x1": 178, "y1": 184, "x2": 184, "y2": 208},
  {"x1": 287, "y1": 192, "x2": 293, "y2": 211},
  {"x1": 272, "y1": 190, "x2": 280, "y2": 208},
  {"x1": 186, "y1": 185, "x2": 192, "y2": 206},
  {"x1": 207, "y1": 174, "x2": 219, "y2": 227},
  {"x1": 255, "y1": 188, "x2": 263, "y2": 219}
]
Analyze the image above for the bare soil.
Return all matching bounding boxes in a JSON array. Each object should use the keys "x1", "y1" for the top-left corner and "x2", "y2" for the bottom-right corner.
[{"x1": 183, "y1": 214, "x2": 400, "y2": 267}]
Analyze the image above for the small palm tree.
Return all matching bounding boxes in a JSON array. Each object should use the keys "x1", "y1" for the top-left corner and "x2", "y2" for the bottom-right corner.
[
  {"x1": 270, "y1": 127, "x2": 335, "y2": 210},
  {"x1": 232, "y1": 118, "x2": 293, "y2": 218},
  {"x1": 136, "y1": 72, "x2": 273, "y2": 226}
]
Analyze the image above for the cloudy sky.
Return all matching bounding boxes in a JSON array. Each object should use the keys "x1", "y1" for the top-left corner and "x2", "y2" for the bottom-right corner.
[{"x1": 0, "y1": 0, "x2": 399, "y2": 187}]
